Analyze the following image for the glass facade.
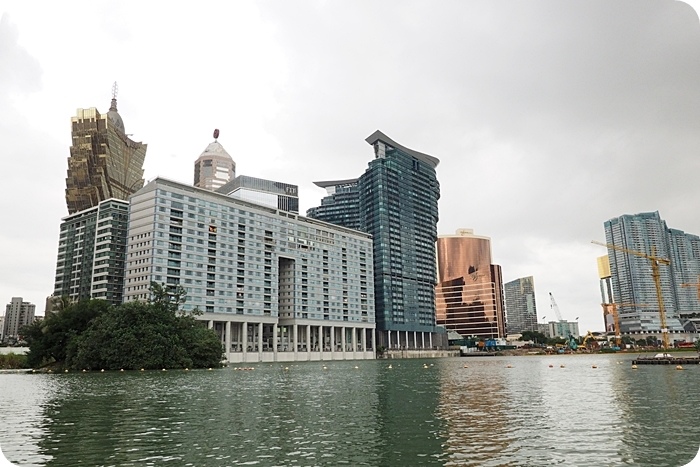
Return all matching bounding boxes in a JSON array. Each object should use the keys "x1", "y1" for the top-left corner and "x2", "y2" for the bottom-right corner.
[
  {"x1": 603, "y1": 211, "x2": 693, "y2": 333},
  {"x1": 65, "y1": 97, "x2": 147, "y2": 214},
  {"x1": 53, "y1": 199, "x2": 129, "y2": 305},
  {"x1": 435, "y1": 231, "x2": 506, "y2": 338},
  {"x1": 307, "y1": 180, "x2": 361, "y2": 230},
  {"x1": 307, "y1": 131, "x2": 441, "y2": 338},
  {"x1": 504, "y1": 276, "x2": 539, "y2": 334}
]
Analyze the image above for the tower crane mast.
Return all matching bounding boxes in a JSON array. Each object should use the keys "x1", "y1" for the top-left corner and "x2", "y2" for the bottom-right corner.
[
  {"x1": 592, "y1": 240, "x2": 671, "y2": 349},
  {"x1": 549, "y1": 292, "x2": 564, "y2": 322}
]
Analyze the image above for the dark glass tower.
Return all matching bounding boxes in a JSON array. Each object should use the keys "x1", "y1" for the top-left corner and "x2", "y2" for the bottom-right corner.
[
  {"x1": 307, "y1": 179, "x2": 361, "y2": 230},
  {"x1": 308, "y1": 131, "x2": 442, "y2": 347}
]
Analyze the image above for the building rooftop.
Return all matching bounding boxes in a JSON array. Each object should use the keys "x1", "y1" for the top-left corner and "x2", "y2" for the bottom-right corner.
[{"x1": 365, "y1": 130, "x2": 440, "y2": 168}]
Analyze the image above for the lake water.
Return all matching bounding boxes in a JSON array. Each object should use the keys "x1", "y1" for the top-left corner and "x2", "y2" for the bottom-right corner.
[{"x1": 1, "y1": 354, "x2": 699, "y2": 466}]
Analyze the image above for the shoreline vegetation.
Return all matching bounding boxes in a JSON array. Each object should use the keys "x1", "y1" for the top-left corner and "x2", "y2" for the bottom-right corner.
[
  {"x1": 21, "y1": 283, "x2": 223, "y2": 372},
  {"x1": 0, "y1": 352, "x2": 28, "y2": 369}
]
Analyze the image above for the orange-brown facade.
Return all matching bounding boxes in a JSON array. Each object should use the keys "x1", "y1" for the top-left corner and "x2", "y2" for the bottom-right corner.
[{"x1": 435, "y1": 230, "x2": 506, "y2": 338}]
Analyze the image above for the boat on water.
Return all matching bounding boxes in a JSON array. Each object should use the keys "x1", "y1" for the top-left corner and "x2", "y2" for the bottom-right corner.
[{"x1": 632, "y1": 352, "x2": 700, "y2": 365}]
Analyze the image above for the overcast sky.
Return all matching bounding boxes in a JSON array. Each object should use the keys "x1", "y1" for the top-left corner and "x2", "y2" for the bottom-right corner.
[{"x1": 2, "y1": 1, "x2": 699, "y2": 334}]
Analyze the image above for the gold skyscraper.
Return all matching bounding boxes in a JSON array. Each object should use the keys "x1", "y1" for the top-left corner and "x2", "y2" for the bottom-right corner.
[{"x1": 65, "y1": 84, "x2": 147, "y2": 214}]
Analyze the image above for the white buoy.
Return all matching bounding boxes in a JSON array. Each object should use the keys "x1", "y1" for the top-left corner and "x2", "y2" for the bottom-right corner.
[{"x1": 632, "y1": 364, "x2": 638, "y2": 369}]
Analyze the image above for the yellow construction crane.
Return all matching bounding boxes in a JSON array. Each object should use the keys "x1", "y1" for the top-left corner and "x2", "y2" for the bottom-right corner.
[
  {"x1": 592, "y1": 240, "x2": 672, "y2": 349},
  {"x1": 601, "y1": 302, "x2": 650, "y2": 347}
]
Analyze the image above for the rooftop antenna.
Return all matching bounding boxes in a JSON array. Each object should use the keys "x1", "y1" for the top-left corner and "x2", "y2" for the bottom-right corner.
[{"x1": 110, "y1": 82, "x2": 119, "y2": 111}]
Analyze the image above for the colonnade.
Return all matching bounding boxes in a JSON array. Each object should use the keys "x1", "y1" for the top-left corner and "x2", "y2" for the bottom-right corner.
[
  {"x1": 202, "y1": 315, "x2": 376, "y2": 363},
  {"x1": 379, "y1": 330, "x2": 437, "y2": 350}
]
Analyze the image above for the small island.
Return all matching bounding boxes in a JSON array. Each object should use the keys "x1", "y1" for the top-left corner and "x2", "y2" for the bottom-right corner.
[{"x1": 22, "y1": 283, "x2": 223, "y2": 371}]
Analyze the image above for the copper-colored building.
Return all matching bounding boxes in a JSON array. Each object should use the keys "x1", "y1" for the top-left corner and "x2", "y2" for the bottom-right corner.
[
  {"x1": 65, "y1": 85, "x2": 147, "y2": 214},
  {"x1": 435, "y1": 229, "x2": 506, "y2": 338}
]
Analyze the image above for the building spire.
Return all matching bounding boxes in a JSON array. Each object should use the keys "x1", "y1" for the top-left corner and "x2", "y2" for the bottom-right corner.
[
  {"x1": 110, "y1": 81, "x2": 118, "y2": 111},
  {"x1": 213, "y1": 128, "x2": 220, "y2": 141}
]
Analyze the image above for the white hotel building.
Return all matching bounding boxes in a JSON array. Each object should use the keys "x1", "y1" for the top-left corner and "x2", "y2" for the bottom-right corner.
[{"x1": 124, "y1": 177, "x2": 376, "y2": 363}]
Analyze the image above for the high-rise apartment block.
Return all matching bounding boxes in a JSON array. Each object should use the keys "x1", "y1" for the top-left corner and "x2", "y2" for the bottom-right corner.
[
  {"x1": 504, "y1": 276, "x2": 539, "y2": 334},
  {"x1": 65, "y1": 86, "x2": 147, "y2": 214},
  {"x1": 603, "y1": 211, "x2": 695, "y2": 334},
  {"x1": 53, "y1": 199, "x2": 129, "y2": 306},
  {"x1": 217, "y1": 175, "x2": 299, "y2": 213},
  {"x1": 124, "y1": 177, "x2": 376, "y2": 363},
  {"x1": 194, "y1": 130, "x2": 235, "y2": 191},
  {"x1": 308, "y1": 131, "x2": 444, "y2": 350},
  {"x1": 3, "y1": 297, "x2": 35, "y2": 342},
  {"x1": 435, "y1": 229, "x2": 506, "y2": 338},
  {"x1": 307, "y1": 179, "x2": 361, "y2": 230}
]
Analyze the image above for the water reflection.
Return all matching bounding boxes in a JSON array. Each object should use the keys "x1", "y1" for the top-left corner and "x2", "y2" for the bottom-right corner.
[
  {"x1": 2, "y1": 356, "x2": 700, "y2": 466},
  {"x1": 612, "y1": 363, "x2": 699, "y2": 467}
]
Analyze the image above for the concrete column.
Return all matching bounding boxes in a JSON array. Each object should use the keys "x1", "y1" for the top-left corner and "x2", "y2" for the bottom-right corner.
[
  {"x1": 242, "y1": 322, "x2": 248, "y2": 359},
  {"x1": 306, "y1": 324, "x2": 311, "y2": 353},
  {"x1": 273, "y1": 324, "x2": 278, "y2": 361},
  {"x1": 258, "y1": 322, "x2": 263, "y2": 356},
  {"x1": 429, "y1": 332, "x2": 433, "y2": 349},
  {"x1": 352, "y1": 327, "x2": 357, "y2": 356},
  {"x1": 294, "y1": 323, "x2": 298, "y2": 356},
  {"x1": 225, "y1": 321, "x2": 231, "y2": 358},
  {"x1": 361, "y1": 327, "x2": 367, "y2": 353},
  {"x1": 330, "y1": 326, "x2": 335, "y2": 355},
  {"x1": 342, "y1": 326, "x2": 348, "y2": 360},
  {"x1": 413, "y1": 331, "x2": 417, "y2": 350},
  {"x1": 388, "y1": 330, "x2": 392, "y2": 350},
  {"x1": 320, "y1": 325, "x2": 325, "y2": 353},
  {"x1": 422, "y1": 332, "x2": 425, "y2": 349},
  {"x1": 208, "y1": 320, "x2": 214, "y2": 329}
]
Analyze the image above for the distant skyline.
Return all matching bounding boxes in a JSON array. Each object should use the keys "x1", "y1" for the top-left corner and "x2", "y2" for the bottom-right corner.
[{"x1": 2, "y1": 1, "x2": 700, "y2": 335}]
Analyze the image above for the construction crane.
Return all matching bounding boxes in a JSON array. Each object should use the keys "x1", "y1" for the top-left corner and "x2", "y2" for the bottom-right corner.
[
  {"x1": 602, "y1": 302, "x2": 650, "y2": 347},
  {"x1": 549, "y1": 292, "x2": 564, "y2": 322},
  {"x1": 592, "y1": 240, "x2": 672, "y2": 349},
  {"x1": 550, "y1": 292, "x2": 579, "y2": 349}
]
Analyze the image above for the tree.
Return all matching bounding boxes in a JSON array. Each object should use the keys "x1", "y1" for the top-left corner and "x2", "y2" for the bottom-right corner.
[
  {"x1": 520, "y1": 330, "x2": 547, "y2": 344},
  {"x1": 66, "y1": 289, "x2": 222, "y2": 370},
  {"x1": 23, "y1": 299, "x2": 110, "y2": 367}
]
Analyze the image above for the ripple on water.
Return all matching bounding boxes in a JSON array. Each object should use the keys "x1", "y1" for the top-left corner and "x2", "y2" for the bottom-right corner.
[{"x1": 1, "y1": 357, "x2": 700, "y2": 466}]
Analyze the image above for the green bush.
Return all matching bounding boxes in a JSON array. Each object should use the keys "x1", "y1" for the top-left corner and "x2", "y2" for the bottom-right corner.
[
  {"x1": 0, "y1": 352, "x2": 29, "y2": 369},
  {"x1": 25, "y1": 283, "x2": 223, "y2": 371}
]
